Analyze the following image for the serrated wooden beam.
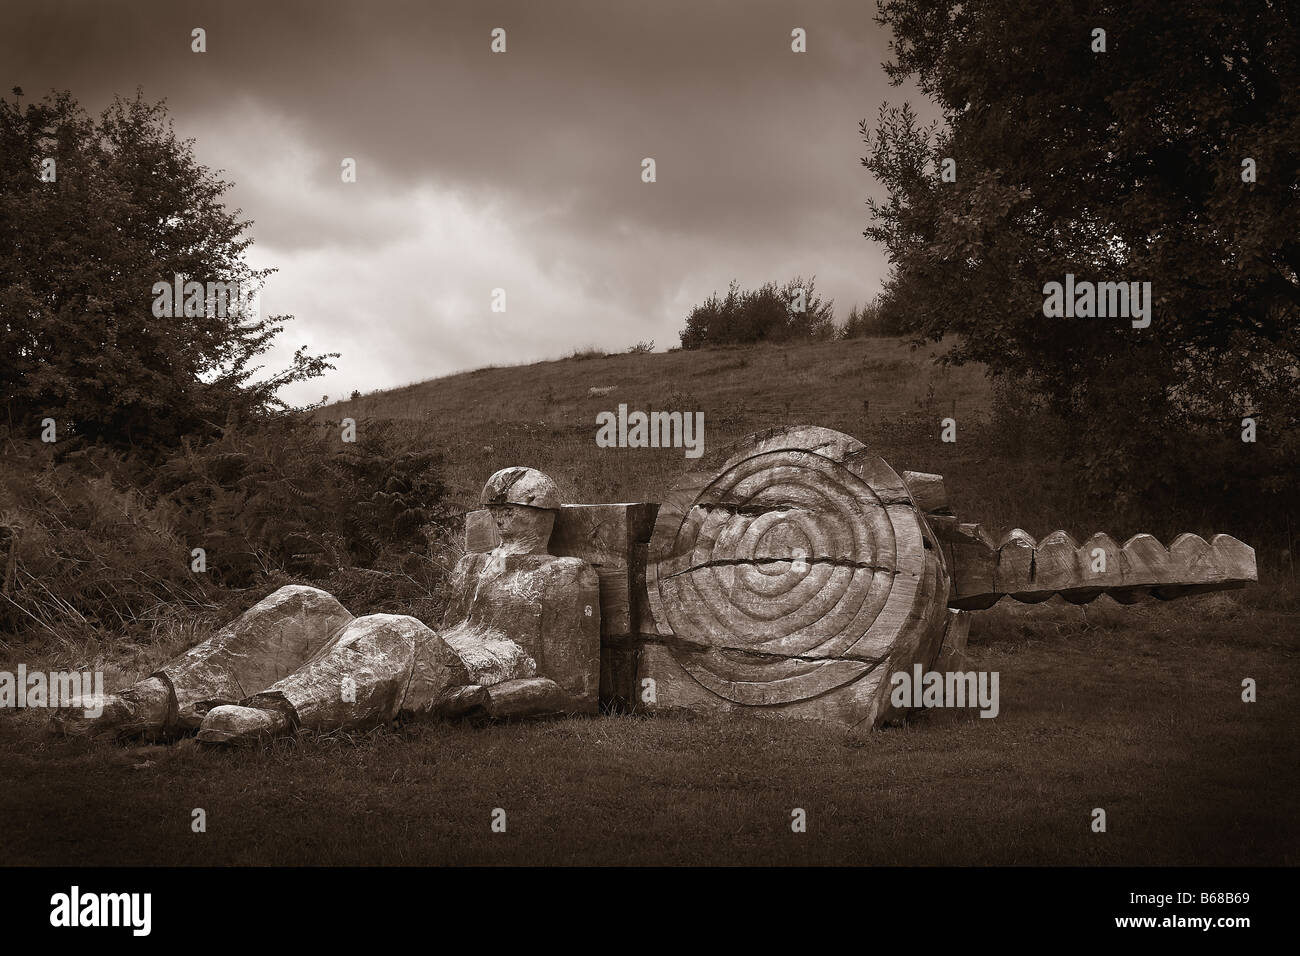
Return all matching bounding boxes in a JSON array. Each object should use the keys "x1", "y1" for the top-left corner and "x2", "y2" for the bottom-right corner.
[{"x1": 941, "y1": 525, "x2": 1257, "y2": 610}]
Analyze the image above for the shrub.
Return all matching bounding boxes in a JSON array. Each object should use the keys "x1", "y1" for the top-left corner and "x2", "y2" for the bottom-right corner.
[
  {"x1": 0, "y1": 414, "x2": 457, "y2": 645},
  {"x1": 150, "y1": 416, "x2": 455, "y2": 588},
  {"x1": 679, "y1": 276, "x2": 835, "y2": 349},
  {"x1": 839, "y1": 298, "x2": 902, "y2": 338},
  {"x1": 0, "y1": 441, "x2": 212, "y2": 642}
]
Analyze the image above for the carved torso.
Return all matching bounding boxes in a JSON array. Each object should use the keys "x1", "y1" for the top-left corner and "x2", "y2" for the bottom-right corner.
[{"x1": 439, "y1": 552, "x2": 601, "y2": 707}]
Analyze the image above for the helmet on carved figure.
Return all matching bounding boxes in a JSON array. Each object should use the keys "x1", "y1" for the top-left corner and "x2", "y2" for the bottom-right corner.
[
  {"x1": 480, "y1": 467, "x2": 562, "y2": 510},
  {"x1": 481, "y1": 467, "x2": 562, "y2": 553}
]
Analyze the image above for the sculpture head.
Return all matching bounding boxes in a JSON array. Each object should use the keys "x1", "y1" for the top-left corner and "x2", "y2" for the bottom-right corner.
[{"x1": 480, "y1": 467, "x2": 561, "y2": 555}]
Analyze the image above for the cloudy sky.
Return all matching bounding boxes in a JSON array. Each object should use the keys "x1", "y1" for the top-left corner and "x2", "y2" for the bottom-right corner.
[{"x1": 6, "y1": 0, "x2": 926, "y2": 404}]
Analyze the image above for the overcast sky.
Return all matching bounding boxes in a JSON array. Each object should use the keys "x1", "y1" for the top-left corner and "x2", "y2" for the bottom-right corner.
[{"x1": 6, "y1": 0, "x2": 927, "y2": 404}]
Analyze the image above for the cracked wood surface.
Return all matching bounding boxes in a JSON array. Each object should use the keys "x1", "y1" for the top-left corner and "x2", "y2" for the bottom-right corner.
[
  {"x1": 641, "y1": 425, "x2": 953, "y2": 725},
  {"x1": 465, "y1": 502, "x2": 657, "y2": 638}
]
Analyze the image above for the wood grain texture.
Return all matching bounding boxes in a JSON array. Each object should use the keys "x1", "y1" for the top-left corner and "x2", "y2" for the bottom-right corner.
[
  {"x1": 641, "y1": 425, "x2": 953, "y2": 727},
  {"x1": 931, "y1": 609, "x2": 971, "y2": 674},
  {"x1": 159, "y1": 585, "x2": 354, "y2": 729},
  {"x1": 901, "y1": 470, "x2": 950, "y2": 514},
  {"x1": 464, "y1": 503, "x2": 658, "y2": 638},
  {"x1": 944, "y1": 524, "x2": 1257, "y2": 609},
  {"x1": 482, "y1": 677, "x2": 570, "y2": 718},
  {"x1": 446, "y1": 552, "x2": 602, "y2": 712}
]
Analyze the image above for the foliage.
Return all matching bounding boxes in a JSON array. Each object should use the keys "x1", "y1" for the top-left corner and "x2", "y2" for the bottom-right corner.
[
  {"x1": 0, "y1": 89, "x2": 336, "y2": 455},
  {"x1": 150, "y1": 416, "x2": 454, "y2": 588},
  {"x1": 0, "y1": 441, "x2": 212, "y2": 641},
  {"x1": 863, "y1": 0, "x2": 1300, "y2": 511},
  {"x1": 679, "y1": 276, "x2": 835, "y2": 348},
  {"x1": 0, "y1": 414, "x2": 455, "y2": 642},
  {"x1": 839, "y1": 297, "x2": 903, "y2": 338}
]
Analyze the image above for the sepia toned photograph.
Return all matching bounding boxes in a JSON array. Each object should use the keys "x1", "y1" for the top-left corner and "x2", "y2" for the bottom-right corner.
[{"x1": 0, "y1": 0, "x2": 1295, "y2": 936}]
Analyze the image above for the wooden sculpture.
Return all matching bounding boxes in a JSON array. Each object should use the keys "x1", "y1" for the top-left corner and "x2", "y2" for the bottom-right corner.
[
  {"x1": 53, "y1": 468, "x2": 601, "y2": 742},
  {"x1": 59, "y1": 426, "x2": 1255, "y2": 740},
  {"x1": 468, "y1": 425, "x2": 1257, "y2": 729}
]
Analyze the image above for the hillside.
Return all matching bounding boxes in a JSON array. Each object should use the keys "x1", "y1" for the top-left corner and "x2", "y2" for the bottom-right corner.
[
  {"x1": 322, "y1": 336, "x2": 1225, "y2": 550},
  {"x1": 6, "y1": 336, "x2": 1293, "y2": 867}
]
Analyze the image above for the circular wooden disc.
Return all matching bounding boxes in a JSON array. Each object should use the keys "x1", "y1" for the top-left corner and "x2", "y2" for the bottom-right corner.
[{"x1": 647, "y1": 426, "x2": 931, "y2": 706}]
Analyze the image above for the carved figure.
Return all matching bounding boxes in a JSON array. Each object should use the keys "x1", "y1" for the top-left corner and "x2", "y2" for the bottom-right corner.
[{"x1": 53, "y1": 468, "x2": 600, "y2": 742}]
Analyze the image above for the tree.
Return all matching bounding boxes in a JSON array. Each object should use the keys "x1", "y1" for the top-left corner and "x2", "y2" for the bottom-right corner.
[
  {"x1": 863, "y1": 0, "x2": 1299, "y2": 507},
  {"x1": 0, "y1": 89, "x2": 335, "y2": 454},
  {"x1": 839, "y1": 296, "x2": 900, "y2": 338},
  {"x1": 679, "y1": 275, "x2": 835, "y2": 348}
]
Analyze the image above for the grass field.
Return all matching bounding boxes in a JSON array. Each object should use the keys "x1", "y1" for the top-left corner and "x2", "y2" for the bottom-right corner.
[{"x1": 2, "y1": 337, "x2": 1296, "y2": 865}]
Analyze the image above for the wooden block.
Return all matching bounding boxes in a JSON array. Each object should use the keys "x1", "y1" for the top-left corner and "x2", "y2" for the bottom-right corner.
[
  {"x1": 947, "y1": 527, "x2": 1256, "y2": 608},
  {"x1": 902, "y1": 471, "x2": 950, "y2": 514},
  {"x1": 1077, "y1": 532, "x2": 1127, "y2": 589},
  {"x1": 483, "y1": 677, "x2": 570, "y2": 718},
  {"x1": 1119, "y1": 533, "x2": 1169, "y2": 587},
  {"x1": 437, "y1": 684, "x2": 488, "y2": 718},
  {"x1": 931, "y1": 609, "x2": 971, "y2": 673},
  {"x1": 947, "y1": 523, "x2": 998, "y2": 609},
  {"x1": 1208, "y1": 534, "x2": 1257, "y2": 585},
  {"x1": 926, "y1": 513, "x2": 959, "y2": 538},
  {"x1": 550, "y1": 503, "x2": 657, "y2": 638},
  {"x1": 1168, "y1": 533, "x2": 1213, "y2": 584},
  {"x1": 1031, "y1": 530, "x2": 1081, "y2": 593},
  {"x1": 630, "y1": 542, "x2": 658, "y2": 635},
  {"x1": 993, "y1": 529, "x2": 1036, "y2": 596}
]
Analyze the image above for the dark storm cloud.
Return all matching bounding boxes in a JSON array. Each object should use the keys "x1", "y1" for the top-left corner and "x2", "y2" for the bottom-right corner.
[{"x1": 3, "y1": 0, "x2": 921, "y2": 401}]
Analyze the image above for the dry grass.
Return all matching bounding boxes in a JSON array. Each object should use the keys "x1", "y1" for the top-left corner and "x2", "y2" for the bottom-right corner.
[
  {"x1": 2, "y1": 589, "x2": 1295, "y2": 865},
  {"x1": 324, "y1": 337, "x2": 991, "y2": 509},
  {"x1": 2, "y1": 336, "x2": 1296, "y2": 865}
]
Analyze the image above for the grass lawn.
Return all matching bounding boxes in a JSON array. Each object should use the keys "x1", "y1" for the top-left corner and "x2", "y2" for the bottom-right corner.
[
  {"x1": 3, "y1": 591, "x2": 1294, "y2": 866},
  {"x1": 2, "y1": 337, "x2": 1295, "y2": 866}
]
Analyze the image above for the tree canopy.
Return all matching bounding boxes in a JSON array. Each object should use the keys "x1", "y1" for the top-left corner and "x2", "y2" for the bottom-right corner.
[
  {"x1": 0, "y1": 89, "x2": 335, "y2": 453},
  {"x1": 864, "y1": 0, "x2": 1298, "y2": 504}
]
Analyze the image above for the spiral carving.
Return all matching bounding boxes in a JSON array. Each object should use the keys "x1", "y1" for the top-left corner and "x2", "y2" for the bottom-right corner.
[{"x1": 647, "y1": 426, "x2": 932, "y2": 706}]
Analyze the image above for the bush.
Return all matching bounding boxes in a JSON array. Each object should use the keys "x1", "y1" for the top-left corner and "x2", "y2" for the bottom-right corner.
[
  {"x1": 679, "y1": 276, "x2": 835, "y2": 349},
  {"x1": 839, "y1": 298, "x2": 903, "y2": 338},
  {"x1": 0, "y1": 414, "x2": 458, "y2": 645},
  {"x1": 151, "y1": 416, "x2": 454, "y2": 587}
]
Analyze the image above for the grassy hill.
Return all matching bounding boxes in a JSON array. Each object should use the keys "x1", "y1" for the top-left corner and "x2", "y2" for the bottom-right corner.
[
  {"x1": 325, "y1": 337, "x2": 986, "y2": 508},
  {"x1": 3, "y1": 336, "x2": 1295, "y2": 866},
  {"x1": 323, "y1": 336, "x2": 1264, "y2": 554}
]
